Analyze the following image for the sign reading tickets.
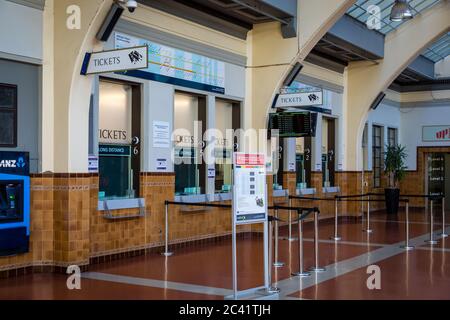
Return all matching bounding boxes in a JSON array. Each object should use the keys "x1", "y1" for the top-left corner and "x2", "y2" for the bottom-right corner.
[
  {"x1": 276, "y1": 91, "x2": 323, "y2": 108},
  {"x1": 423, "y1": 126, "x2": 450, "y2": 142},
  {"x1": 114, "y1": 32, "x2": 226, "y2": 94},
  {"x1": 233, "y1": 153, "x2": 267, "y2": 225},
  {"x1": 81, "y1": 46, "x2": 148, "y2": 75}
]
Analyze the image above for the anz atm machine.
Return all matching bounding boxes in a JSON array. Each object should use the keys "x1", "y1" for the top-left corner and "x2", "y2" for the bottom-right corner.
[{"x1": 0, "y1": 151, "x2": 30, "y2": 256}]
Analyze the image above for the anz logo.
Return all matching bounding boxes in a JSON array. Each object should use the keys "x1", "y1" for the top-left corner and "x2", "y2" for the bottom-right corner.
[{"x1": 0, "y1": 157, "x2": 26, "y2": 168}]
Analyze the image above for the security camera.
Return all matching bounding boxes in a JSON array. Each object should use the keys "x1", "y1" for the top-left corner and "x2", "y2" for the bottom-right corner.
[
  {"x1": 125, "y1": 0, "x2": 137, "y2": 13},
  {"x1": 117, "y1": 0, "x2": 137, "y2": 13}
]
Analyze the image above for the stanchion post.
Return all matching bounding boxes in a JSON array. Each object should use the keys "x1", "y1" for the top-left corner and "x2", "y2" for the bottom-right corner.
[
  {"x1": 287, "y1": 198, "x2": 296, "y2": 241},
  {"x1": 273, "y1": 209, "x2": 285, "y2": 267},
  {"x1": 363, "y1": 194, "x2": 373, "y2": 233},
  {"x1": 439, "y1": 197, "x2": 448, "y2": 238},
  {"x1": 292, "y1": 209, "x2": 310, "y2": 277},
  {"x1": 161, "y1": 202, "x2": 173, "y2": 256},
  {"x1": 288, "y1": 198, "x2": 292, "y2": 240},
  {"x1": 267, "y1": 218, "x2": 280, "y2": 294},
  {"x1": 425, "y1": 199, "x2": 437, "y2": 245},
  {"x1": 309, "y1": 209, "x2": 326, "y2": 272},
  {"x1": 400, "y1": 201, "x2": 414, "y2": 250},
  {"x1": 330, "y1": 197, "x2": 341, "y2": 241}
]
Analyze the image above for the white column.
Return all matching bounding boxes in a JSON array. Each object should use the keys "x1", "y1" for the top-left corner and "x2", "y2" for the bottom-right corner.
[
  {"x1": 312, "y1": 113, "x2": 323, "y2": 172},
  {"x1": 206, "y1": 95, "x2": 216, "y2": 200},
  {"x1": 146, "y1": 82, "x2": 174, "y2": 172},
  {"x1": 283, "y1": 138, "x2": 297, "y2": 173}
]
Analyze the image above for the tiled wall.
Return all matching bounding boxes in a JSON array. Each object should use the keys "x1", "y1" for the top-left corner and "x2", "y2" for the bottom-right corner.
[{"x1": 0, "y1": 174, "x2": 54, "y2": 273}]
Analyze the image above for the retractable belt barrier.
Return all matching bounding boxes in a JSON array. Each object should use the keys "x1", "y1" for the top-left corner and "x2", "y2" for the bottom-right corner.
[
  {"x1": 369, "y1": 193, "x2": 448, "y2": 245},
  {"x1": 267, "y1": 215, "x2": 284, "y2": 293},
  {"x1": 292, "y1": 208, "x2": 316, "y2": 277},
  {"x1": 162, "y1": 201, "x2": 232, "y2": 256},
  {"x1": 163, "y1": 191, "x2": 445, "y2": 268},
  {"x1": 268, "y1": 206, "x2": 323, "y2": 275},
  {"x1": 268, "y1": 205, "x2": 318, "y2": 270}
]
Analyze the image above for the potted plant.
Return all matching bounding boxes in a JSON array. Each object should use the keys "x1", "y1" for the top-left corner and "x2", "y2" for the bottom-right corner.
[{"x1": 384, "y1": 144, "x2": 408, "y2": 214}]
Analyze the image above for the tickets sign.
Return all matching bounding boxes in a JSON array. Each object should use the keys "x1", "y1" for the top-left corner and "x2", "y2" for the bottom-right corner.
[{"x1": 81, "y1": 46, "x2": 148, "y2": 75}]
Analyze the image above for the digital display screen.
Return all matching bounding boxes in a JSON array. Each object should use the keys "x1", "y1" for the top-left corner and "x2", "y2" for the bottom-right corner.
[
  {"x1": 0, "y1": 181, "x2": 23, "y2": 223},
  {"x1": 268, "y1": 112, "x2": 317, "y2": 138}
]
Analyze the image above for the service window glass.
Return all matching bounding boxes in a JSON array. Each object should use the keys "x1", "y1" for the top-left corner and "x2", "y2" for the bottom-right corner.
[
  {"x1": 98, "y1": 81, "x2": 135, "y2": 200},
  {"x1": 174, "y1": 92, "x2": 205, "y2": 195},
  {"x1": 214, "y1": 99, "x2": 234, "y2": 193},
  {"x1": 296, "y1": 137, "x2": 310, "y2": 189},
  {"x1": 0, "y1": 84, "x2": 17, "y2": 147}
]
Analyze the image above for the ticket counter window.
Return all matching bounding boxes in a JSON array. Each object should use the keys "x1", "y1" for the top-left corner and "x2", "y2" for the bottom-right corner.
[
  {"x1": 214, "y1": 99, "x2": 239, "y2": 193},
  {"x1": 174, "y1": 147, "x2": 201, "y2": 195},
  {"x1": 174, "y1": 92, "x2": 206, "y2": 195},
  {"x1": 296, "y1": 154, "x2": 305, "y2": 186},
  {"x1": 296, "y1": 137, "x2": 310, "y2": 189},
  {"x1": 98, "y1": 80, "x2": 141, "y2": 200},
  {"x1": 322, "y1": 117, "x2": 336, "y2": 187},
  {"x1": 273, "y1": 138, "x2": 284, "y2": 190}
]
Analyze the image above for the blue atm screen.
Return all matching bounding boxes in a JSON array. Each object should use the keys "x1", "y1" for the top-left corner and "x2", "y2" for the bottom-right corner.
[{"x1": 0, "y1": 181, "x2": 23, "y2": 224}]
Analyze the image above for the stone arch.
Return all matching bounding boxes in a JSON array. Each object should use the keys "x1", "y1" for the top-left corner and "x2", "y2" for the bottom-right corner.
[
  {"x1": 250, "y1": 0, "x2": 357, "y2": 132},
  {"x1": 52, "y1": 0, "x2": 113, "y2": 172},
  {"x1": 343, "y1": 0, "x2": 450, "y2": 171}
]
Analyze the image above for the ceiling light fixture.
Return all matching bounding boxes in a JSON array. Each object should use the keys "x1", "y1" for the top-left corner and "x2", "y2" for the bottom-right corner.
[{"x1": 390, "y1": 0, "x2": 413, "y2": 22}]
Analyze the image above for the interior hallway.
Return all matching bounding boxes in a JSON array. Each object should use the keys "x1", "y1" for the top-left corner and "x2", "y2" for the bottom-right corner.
[{"x1": 0, "y1": 208, "x2": 449, "y2": 300}]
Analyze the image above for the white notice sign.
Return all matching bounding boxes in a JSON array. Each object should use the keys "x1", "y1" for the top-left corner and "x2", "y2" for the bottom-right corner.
[
  {"x1": 233, "y1": 153, "x2": 267, "y2": 225},
  {"x1": 153, "y1": 121, "x2": 171, "y2": 148},
  {"x1": 81, "y1": 46, "x2": 148, "y2": 75},
  {"x1": 156, "y1": 158, "x2": 168, "y2": 171},
  {"x1": 88, "y1": 155, "x2": 98, "y2": 173}
]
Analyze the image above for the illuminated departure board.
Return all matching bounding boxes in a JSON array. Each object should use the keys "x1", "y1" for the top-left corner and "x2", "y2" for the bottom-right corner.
[{"x1": 268, "y1": 112, "x2": 318, "y2": 138}]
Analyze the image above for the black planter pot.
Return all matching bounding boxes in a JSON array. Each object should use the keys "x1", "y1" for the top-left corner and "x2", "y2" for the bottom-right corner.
[{"x1": 385, "y1": 188, "x2": 400, "y2": 215}]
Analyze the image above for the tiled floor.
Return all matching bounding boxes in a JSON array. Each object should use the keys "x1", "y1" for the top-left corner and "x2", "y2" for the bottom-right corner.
[
  {"x1": 288, "y1": 249, "x2": 450, "y2": 300},
  {"x1": 0, "y1": 209, "x2": 449, "y2": 300}
]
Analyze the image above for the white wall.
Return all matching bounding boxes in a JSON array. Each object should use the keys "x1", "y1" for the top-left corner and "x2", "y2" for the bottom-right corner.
[
  {"x1": 0, "y1": 1, "x2": 43, "y2": 61},
  {"x1": 400, "y1": 103, "x2": 450, "y2": 170},
  {"x1": 435, "y1": 56, "x2": 450, "y2": 78}
]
